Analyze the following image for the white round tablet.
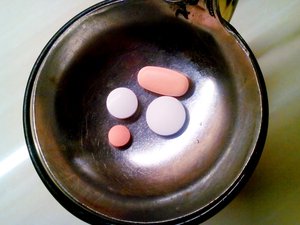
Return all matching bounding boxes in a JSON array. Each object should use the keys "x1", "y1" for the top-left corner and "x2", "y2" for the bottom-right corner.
[
  {"x1": 146, "y1": 96, "x2": 186, "y2": 136},
  {"x1": 106, "y1": 87, "x2": 138, "y2": 119}
]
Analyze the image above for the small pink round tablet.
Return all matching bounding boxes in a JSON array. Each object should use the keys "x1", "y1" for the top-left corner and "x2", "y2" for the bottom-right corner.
[{"x1": 108, "y1": 125, "x2": 131, "y2": 148}]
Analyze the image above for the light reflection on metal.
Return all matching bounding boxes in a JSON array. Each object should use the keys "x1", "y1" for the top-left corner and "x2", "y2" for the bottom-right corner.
[{"x1": 129, "y1": 79, "x2": 217, "y2": 168}]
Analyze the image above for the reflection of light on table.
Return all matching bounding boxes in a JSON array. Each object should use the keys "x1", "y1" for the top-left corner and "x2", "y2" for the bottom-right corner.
[{"x1": 0, "y1": 145, "x2": 29, "y2": 177}]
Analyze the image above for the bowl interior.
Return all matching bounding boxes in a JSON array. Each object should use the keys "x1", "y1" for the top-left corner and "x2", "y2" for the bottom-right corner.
[{"x1": 27, "y1": 0, "x2": 266, "y2": 223}]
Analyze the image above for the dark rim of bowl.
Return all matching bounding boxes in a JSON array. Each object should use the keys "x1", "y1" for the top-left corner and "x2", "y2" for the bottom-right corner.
[{"x1": 23, "y1": 1, "x2": 268, "y2": 224}]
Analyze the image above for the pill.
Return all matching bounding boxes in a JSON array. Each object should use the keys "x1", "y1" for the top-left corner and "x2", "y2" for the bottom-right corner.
[
  {"x1": 108, "y1": 125, "x2": 131, "y2": 148},
  {"x1": 137, "y1": 66, "x2": 189, "y2": 97},
  {"x1": 146, "y1": 96, "x2": 186, "y2": 136},
  {"x1": 106, "y1": 87, "x2": 138, "y2": 119}
]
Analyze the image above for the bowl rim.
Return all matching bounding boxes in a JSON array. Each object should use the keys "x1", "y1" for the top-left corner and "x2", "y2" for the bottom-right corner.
[{"x1": 23, "y1": 1, "x2": 269, "y2": 224}]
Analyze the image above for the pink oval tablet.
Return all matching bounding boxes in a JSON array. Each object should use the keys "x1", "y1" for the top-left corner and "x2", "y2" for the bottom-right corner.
[
  {"x1": 108, "y1": 125, "x2": 131, "y2": 148},
  {"x1": 137, "y1": 66, "x2": 189, "y2": 97}
]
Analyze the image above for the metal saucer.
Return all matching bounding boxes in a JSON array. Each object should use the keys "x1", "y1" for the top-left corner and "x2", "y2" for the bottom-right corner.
[{"x1": 23, "y1": 0, "x2": 268, "y2": 224}]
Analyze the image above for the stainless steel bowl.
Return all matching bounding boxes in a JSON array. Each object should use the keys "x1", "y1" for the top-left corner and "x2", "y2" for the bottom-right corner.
[{"x1": 23, "y1": 0, "x2": 268, "y2": 224}]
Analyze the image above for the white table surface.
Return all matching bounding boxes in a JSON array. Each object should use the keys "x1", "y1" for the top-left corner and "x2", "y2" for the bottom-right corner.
[{"x1": 1, "y1": 1, "x2": 300, "y2": 224}]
